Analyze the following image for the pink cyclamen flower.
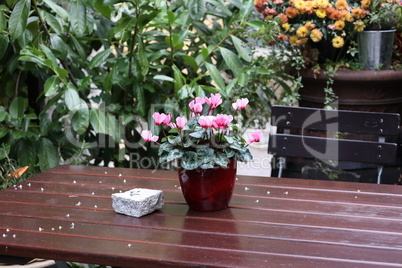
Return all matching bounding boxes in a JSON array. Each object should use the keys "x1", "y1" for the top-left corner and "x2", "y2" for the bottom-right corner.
[
  {"x1": 198, "y1": 116, "x2": 215, "y2": 128},
  {"x1": 247, "y1": 130, "x2": 263, "y2": 144},
  {"x1": 195, "y1": 97, "x2": 206, "y2": 104},
  {"x1": 176, "y1": 117, "x2": 187, "y2": 129},
  {"x1": 163, "y1": 113, "x2": 172, "y2": 126},
  {"x1": 189, "y1": 100, "x2": 203, "y2": 114},
  {"x1": 232, "y1": 98, "x2": 249, "y2": 110},
  {"x1": 152, "y1": 112, "x2": 167, "y2": 125},
  {"x1": 213, "y1": 114, "x2": 233, "y2": 129},
  {"x1": 206, "y1": 93, "x2": 222, "y2": 110},
  {"x1": 141, "y1": 130, "x2": 159, "y2": 142}
]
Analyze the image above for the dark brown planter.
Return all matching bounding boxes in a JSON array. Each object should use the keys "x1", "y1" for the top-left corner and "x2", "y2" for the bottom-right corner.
[
  {"x1": 299, "y1": 69, "x2": 402, "y2": 115},
  {"x1": 289, "y1": 69, "x2": 402, "y2": 184}
]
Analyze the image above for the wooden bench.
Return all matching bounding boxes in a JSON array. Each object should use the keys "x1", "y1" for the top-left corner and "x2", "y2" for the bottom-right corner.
[{"x1": 268, "y1": 105, "x2": 400, "y2": 183}]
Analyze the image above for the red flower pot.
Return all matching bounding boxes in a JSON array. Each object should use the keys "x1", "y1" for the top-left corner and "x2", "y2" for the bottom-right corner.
[{"x1": 178, "y1": 159, "x2": 237, "y2": 212}]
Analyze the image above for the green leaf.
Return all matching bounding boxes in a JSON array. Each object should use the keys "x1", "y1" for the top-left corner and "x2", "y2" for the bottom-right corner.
[
  {"x1": 158, "y1": 142, "x2": 174, "y2": 156},
  {"x1": 220, "y1": 47, "x2": 243, "y2": 76},
  {"x1": 0, "y1": 11, "x2": 6, "y2": 32},
  {"x1": 196, "y1": 146, "x2": 214, "y2": 160},
  {"x1": 78, "y1": 76, "x2": 92, "y2": 91},
  {"x1": 236, "y1": 147, "x2": 253, "y2": 162},
  {"x1": 69, "y1": 35, "x2": 86, "y2": 59},
  {"x1": 54, "y1": 66, "x2": 69, "y2": 81},
  {"x1": 154, "y1": 75, "x2": 175, "y2": 82},
  {"x1": 90, "y1": 108, "x2": 118, "y2": 142},
  {"x1": 200, "y1": 85, "x2": 219, "y2": 94},
  {"x1": 205, "y1": 62, "x2": 226, "y2": 90},
  {"x1": 231, "y1": 36, "x2": 252, "y2": 62},
  {"x1": 167, "y1": 149, "x2": 183, "y2": 162},
  {"x1": 9, "y1": 0, "x2": 30, "y2": 40},
  {"x1": 0, "y1": 106, "x2": 7, "y2": 122},
  {"x1": 105, "y1": 113, "x2": 119, "y2": 143},
  {"x1": 14, "y1": 138, "x2": 36, "y2": 167},
  {"x1": 138, "y1": 38, "x2": 149, "y2": 76},
  {"x1": 0, "y1": 143, "x2": 10, "y2": 160},
  {"x1": 173, "y1": 65, "x2": 184, "y2": 91},
  {"x1": 90, "y1": 108, "x2": 106, "y2": 134},
  {"x1": 207, "y1": 0, "x2": 232, "y2": 16},
  {"x1": 181, "y1": 151, "x2": 202, "y2": 170},
  {"x1": 240, "y1": 0, "x2": 254, "y2": 21},
  {"x1": 50, "y1": 34, "x2": 68, "y2": 59},
  {"x1": 71, "y1": 99, "x2": 89, "y2": 135},
  {"x1": 70, "y1": 0, "x2": 86, "y2": 37},
  {"x1": 9, "y1": 97, "x2": 26, "y2": 119},
  {"x1": 40, "y1": 44, "x2": 58, "y2": 68},
  {"x1": 167, "y1": 11, "x2": 175, "y2": 24},
  {"x1": 177, "y1": 85, "x2": 189, "y2": 100},
  {"x1": 134, "y1": 84, "x2": 145, "y2": 116},
  {"x1": 19, "y1": 50, "x2": 47, "y2": 68},
  {"x1": 0, "y1": 128, "x2": 7, "y2": 139},
  {"x1": 256, "y1": 67, "x2": 273, "y2": 74},
  {"x1": 200, "y1": 162, "x2": 215, "y2": 169},
  {"x1": 168, "y1": 135, "x2": 181, "y2": 145},
  {"x1": 43, "y1": 0, "x2": 70, "y2": 20},
  {"x1": 88, "y1": 48, "x2": 111, "y2": 68},
  {"x1": 188, "y1": 0, "x2": 206, "y2": 20},
  {"x1": 182, "y1": 55, "x2": 199, "y2": 72},
  {"x1": 214, "y1": 152, "x2": 229, "y2": 167},
  {"x1": 238, "y1": 72, "x2": 248, "y2": 86},
  {"x1": 0, "y1": 34, "x2": 8, "y2": 61},
  {"x1": 246, "y1": 20, "x2": 266, "y2": 30},
  {"x1": 64, "y1": 87, "x2": 81, "y2": 111},
  {"x1": 38, "y1": 138, "x2": 60, "y2": 172},
  {"x1": 95, "y1": 0, "x2": 112, "y2": 18},
  {"x1": 44, "y1": 75, "x2": 61, "y2": 96},
  {"x1": 41, "y1": 10, "x2": 63, "y2": 34}
]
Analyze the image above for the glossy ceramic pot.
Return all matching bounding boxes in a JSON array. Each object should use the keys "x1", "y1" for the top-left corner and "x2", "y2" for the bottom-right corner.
[{"x1": 178, "y1": 159, "x2": 237, "y2": 212}]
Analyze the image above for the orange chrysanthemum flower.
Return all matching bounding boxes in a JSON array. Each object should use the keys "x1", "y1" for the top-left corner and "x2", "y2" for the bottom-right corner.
[
  {"x1": 305, "y1": 21, "x2": 316, "y2": 30},
  {"x1": 285, "y1": 7, "x2": 298, "y2": 18},
  {"x1": 334, "y1": 20, "x2": 345, "y2": 30},
  {"x1": 277, "y1": 13, "x2": 289, "y2": 24},
  {"x1": 332, "y1": 36, "x2": 345, "y2": 48},
  {"x1": 316, "y1": 8, "x2": 327, "y2": 18},
  {"x1": 335, "y1": 0, "x2": 348, "y2": 10},
  {"x1": 282, "y1": 23, "x2": 291, "y2": 31},
  {"x1": 278, "y1": 34, "x2": 289, "y2": 41},
  {"x1": 326, "y1": 8, "x2": 341, "y2": 20},
  {"x1": 361, "y1": 0, "x2": 371, "y2": 9},
  {"x1": 289, "y1": 35, "x2": 299, "y2": 45},
  {"x1": 296, "y1": 26, "x2": 309, "y2": 37},
  {"x1": 297, "y1": 37, "x2": 308, "y2": 45},
  {"x1": 310, "y1": 29, "x2": 323, "y2": 42},
  {"x1": 351, "y1": 8, "x2": 368, "y2": 19}
]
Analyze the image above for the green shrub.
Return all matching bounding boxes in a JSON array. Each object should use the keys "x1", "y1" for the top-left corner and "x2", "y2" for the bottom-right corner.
[{"x1": 0, "y1": 0, "x2": 300, "y2": 175}]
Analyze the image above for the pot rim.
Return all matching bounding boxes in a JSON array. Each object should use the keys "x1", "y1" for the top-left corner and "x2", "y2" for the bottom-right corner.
[{"x1": 300, "y1": 69, "x2": 402, "y2": 81}]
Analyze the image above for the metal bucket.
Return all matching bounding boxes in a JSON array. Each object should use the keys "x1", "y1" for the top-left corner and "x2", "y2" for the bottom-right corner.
[{"x1": 358, "y1": 30, "x2": 396, "y2": 70}]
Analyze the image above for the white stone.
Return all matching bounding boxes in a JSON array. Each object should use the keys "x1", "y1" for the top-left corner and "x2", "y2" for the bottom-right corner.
[{"x1": 112, "y1": 188, "x2": 164, "y2": 218}]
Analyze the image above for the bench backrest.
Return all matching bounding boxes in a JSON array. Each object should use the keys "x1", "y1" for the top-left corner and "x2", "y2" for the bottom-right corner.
[{"x1": 268, "y1": 105, "x2": 400, "y2": 183}]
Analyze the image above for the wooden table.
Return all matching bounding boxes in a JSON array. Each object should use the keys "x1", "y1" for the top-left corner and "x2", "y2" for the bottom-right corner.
[{"x1": 0, "y1": 165, "x2": 402, "y2": 267}]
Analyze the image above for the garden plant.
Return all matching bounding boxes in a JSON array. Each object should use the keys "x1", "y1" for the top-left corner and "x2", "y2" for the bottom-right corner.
[{"x1": 0, "y1": 0, "x2": 301, "y2": 189}]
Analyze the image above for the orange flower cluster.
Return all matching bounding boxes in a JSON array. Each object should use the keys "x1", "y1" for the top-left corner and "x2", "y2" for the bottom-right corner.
[{"x1": 255, "y1": 0, "x2": 371, "y2": 49}]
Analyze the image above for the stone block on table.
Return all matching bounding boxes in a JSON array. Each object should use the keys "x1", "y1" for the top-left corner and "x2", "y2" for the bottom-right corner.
[{"x1": 112, "y1": 188, "x2": 164, "y2": 217}]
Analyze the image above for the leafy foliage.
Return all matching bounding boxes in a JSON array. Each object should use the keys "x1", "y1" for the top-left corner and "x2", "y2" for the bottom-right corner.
[{"x1": 0, "y1": 0, "x2": 299, "y2": 176}]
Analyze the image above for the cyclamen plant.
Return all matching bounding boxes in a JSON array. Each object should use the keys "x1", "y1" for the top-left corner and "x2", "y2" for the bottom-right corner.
[{"x1": 141, "y1": 94, "x2": 262, "y2": 170}]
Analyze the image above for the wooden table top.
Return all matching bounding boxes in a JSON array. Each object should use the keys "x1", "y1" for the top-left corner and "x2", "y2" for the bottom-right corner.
[{"x1": 0, "y1": 165, "x2": 402, "y2": 267}]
